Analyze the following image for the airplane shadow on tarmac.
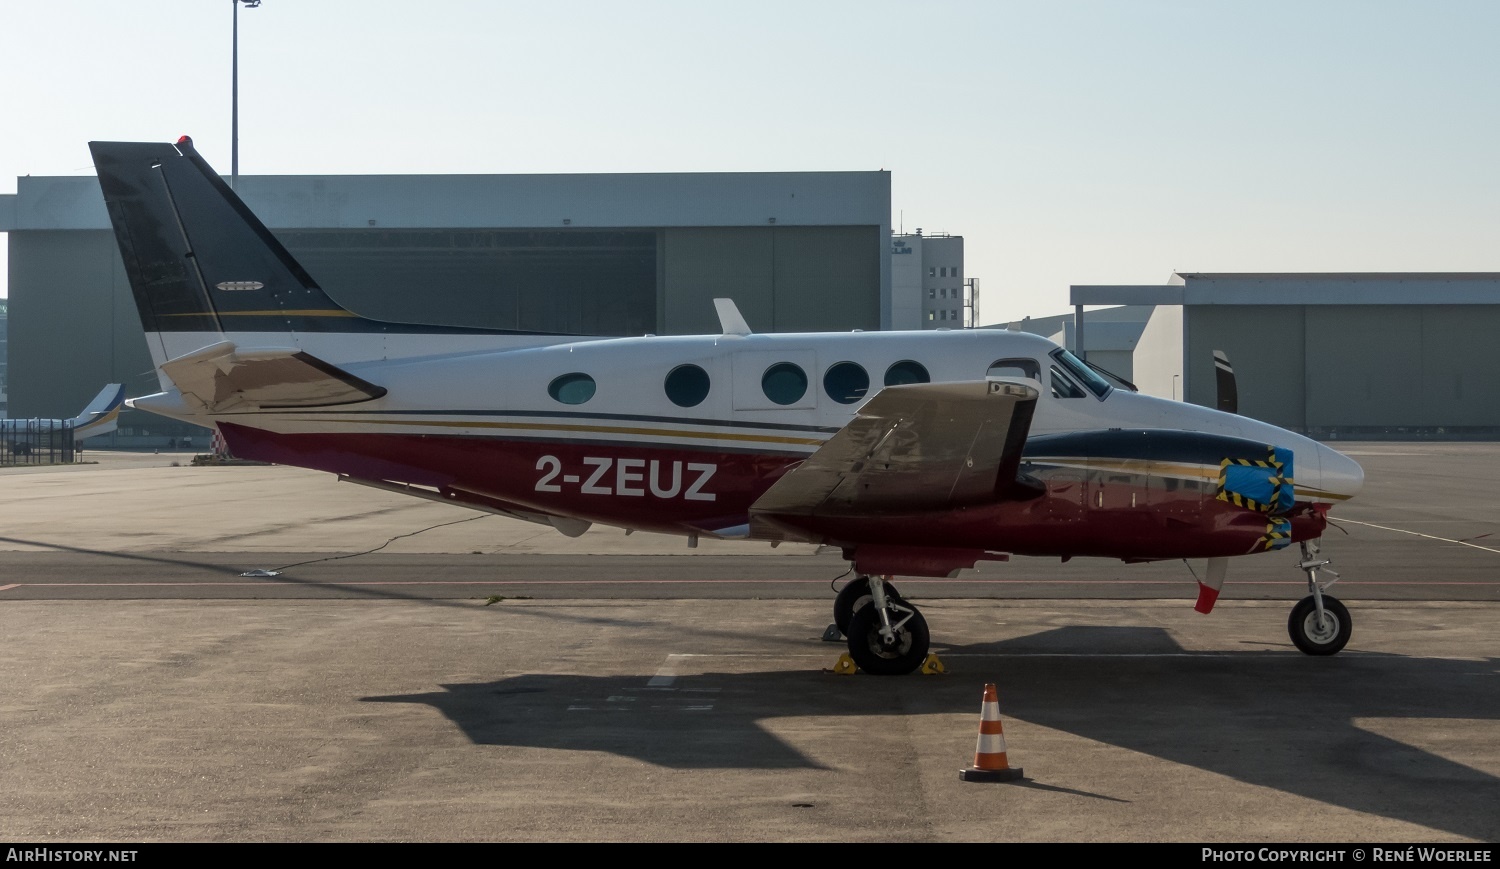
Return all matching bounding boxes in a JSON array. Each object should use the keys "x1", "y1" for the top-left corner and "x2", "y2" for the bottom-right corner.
[{"x1": 364, "y1": 625, "x2": 1500, "y2": 841}]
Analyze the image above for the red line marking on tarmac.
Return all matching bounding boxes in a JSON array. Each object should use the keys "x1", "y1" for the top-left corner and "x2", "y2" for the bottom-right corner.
[{"x1": 10, "y1": 579, "x2": 1499, "y2": 588}]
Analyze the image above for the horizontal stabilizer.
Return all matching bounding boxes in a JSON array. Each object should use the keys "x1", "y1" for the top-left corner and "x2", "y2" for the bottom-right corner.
[
  {"x1": 160, "y1": 341, "x2": 387, "y2": 412},
  {"x1": 751, "y1": 379, "x2": 1041, "y2": 518}
]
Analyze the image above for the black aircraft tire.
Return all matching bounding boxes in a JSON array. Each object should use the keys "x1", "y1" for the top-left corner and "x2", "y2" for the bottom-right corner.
[
  {"x1": 833, "y1": 576, "x2": 901, "y2": 637},
  {"x1": 846, "y1": 600, "x2": 930, "y2": 676},
  {"x1": 1288, "y1": 595, "x2": 1352, "y2": 656}
]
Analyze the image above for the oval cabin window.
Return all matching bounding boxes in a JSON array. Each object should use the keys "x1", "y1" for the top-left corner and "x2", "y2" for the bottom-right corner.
[
  {"x1": 884, "y1": 360, "x2": 930, "y2": 387},
  {"x1": 823, "y1": 362, "x2": 869, "y2": 404},
  {"x1": 761, "y1": 362, "x2": 808, "y2": 406},
  {"x1": 548, "y1": 372, "x2": 596, "y2": 405},
  {"x1": 664, "y1": 364, "x2": 711, "y2": 408}
]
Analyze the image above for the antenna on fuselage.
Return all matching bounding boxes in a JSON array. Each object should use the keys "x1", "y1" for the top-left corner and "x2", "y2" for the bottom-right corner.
[{"x1": 714, "y1": 298, "x2": 753, "y2": 336}]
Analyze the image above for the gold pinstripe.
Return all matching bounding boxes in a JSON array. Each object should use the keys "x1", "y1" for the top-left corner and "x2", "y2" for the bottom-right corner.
[
  {"x1": 1291, "y1": 487, "x2": 1352, "y2": 502},
  {"x1": 74, "y1": 407, "x2": 121, "y2": 435},
  {"x1": 1029, "y1": 456, "x2": 1351, "y2": 501},
  {"x1": 1069, "y1": 457, "x2": 1221, "y2": 479},
  {"x1": 164, "y1": 310, "x2": 361, "y2": 318},
  {"x1": 287, "y1": 416, "x2": 827, "y2": 446}
]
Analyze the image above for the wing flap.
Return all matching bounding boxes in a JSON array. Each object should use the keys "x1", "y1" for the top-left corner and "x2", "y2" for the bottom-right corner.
[
  {"x1": 160, "y1": 341, "x2": 387, "y2": 411},
  {"x1": 752, "y1": 379, "x2": 1040, "y2": 517}
]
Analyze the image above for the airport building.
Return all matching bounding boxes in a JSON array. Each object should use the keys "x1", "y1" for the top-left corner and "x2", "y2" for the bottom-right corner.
[
  {"x1": 0, "y1": 299, "x2": 8, "y2": 418},
  {"x1": 0, "y1": 170, "x2": 892, "y2": 440},
  {"x1": 1070, "y1": 272, "x2": 1500, "y2": 437},
  {"x1": 889, "y1": 231, "x2": 972, "y2": 330}
]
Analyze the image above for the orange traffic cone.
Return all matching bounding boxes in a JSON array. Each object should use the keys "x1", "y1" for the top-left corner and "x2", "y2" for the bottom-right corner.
[{"x1": 959, "y1": 683, "x2": 1024, "y2": 782}]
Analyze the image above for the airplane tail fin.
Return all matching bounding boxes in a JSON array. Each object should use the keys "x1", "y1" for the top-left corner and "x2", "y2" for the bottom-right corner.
[
  {"x1": 89, "y1": 137, "x2": 372, "y2": 360},
  {"x1": 1213, "y1": 350, "x2": 1238, "y2": 414},
  {"x1": 69, "y1": 384, "x2": 126, "y2": 439},
  {"x1": 89, "y1": 136, "x2": 530, "y2": 371}
]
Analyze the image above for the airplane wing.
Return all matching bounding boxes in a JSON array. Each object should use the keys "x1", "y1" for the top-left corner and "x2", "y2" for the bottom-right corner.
[
  {"x1": 159, "y1": 341, "x2": 387, "y2": 412},
  {"x1": 750, "y1": 379, "x2": 1042, "y2": 518}
]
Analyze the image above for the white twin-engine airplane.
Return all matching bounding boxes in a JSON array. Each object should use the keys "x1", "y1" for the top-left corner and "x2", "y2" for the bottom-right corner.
[{"x1": 90, "y1": 136, "x2": 1365, "y2": 675}]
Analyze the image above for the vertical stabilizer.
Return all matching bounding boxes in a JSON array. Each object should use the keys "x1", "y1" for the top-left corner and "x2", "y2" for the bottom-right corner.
[
  {"x1": 90, "y1": 137, "x2": 376, "y2": 366},
  {"x1": 69, "y1": 384, "x2": 126, "y2": 439},
  {"x1": 90, "y1": 136, "x2": 547, "y2": 372},
  {"x1": 714, "y1": 298, "x2": 753, "y2": 336},
  {"x1": 1213, "y1": 350, "x2": 1238, "y2": 415}
]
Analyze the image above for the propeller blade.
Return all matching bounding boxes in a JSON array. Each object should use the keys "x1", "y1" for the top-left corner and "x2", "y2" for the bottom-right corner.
[{"x1": 1213, "y1": 350, "x2": 1238, "y2": 414}]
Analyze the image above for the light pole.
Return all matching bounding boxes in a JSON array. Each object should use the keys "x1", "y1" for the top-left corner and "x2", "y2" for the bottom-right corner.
[{"x1": 231, "y1": 0, "x2": 261, "y2": 188}]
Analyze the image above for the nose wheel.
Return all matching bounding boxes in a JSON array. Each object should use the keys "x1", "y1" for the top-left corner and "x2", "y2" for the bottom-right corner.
[
  {"x1": 1288, "y1": 540, "x2": 1352, "y2": 655},
  {"x1": 1289, "y1": 594, "x2": 1351, "y2": 655}
]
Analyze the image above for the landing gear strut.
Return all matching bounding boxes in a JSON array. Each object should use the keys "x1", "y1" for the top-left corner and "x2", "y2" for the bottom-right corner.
[
  {"x1": 831, "y1": 575, "x2": 901, "y2": 637},
  {"x1": 833, "y1": 574, "x2": 930, "y2": 675},
  {"x1": 1288, "y1": 540, "x2": 1352, "y2": 655}
]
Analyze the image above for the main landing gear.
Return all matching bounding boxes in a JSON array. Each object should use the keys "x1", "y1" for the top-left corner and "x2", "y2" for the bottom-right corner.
[
  {"x1": 1288, "y1": 539, "x2": 1352, "y2": 656},
  {"x1": 831, "y1": 574, "x2": 931, "y2": 675}
]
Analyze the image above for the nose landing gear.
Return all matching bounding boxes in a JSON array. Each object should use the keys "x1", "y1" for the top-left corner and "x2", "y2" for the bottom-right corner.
[{"x1": 1288, "y1": 540, "x2": 1352, "y2": 655}]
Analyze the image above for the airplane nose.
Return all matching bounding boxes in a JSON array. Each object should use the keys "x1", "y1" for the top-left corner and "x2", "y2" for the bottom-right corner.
[{"x1": 1315, "y1": 443, "x2": 1365, "y2": 502}]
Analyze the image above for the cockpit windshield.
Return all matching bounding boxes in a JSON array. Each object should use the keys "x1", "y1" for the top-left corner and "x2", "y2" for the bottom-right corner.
[{"x1": 1051, "y1": 349, "x2": 1112, "y2": 399}]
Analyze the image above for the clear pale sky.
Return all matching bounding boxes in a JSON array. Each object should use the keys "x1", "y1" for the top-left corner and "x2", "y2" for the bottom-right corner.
[{"x1": 2, "y1": 1, "x2": 1497, "y2": 324}]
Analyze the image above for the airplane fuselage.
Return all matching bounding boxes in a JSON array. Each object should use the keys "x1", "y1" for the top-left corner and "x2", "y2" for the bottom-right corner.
[{"x1": 135, "y1": 327, "x2": 1361, "y2": 567}]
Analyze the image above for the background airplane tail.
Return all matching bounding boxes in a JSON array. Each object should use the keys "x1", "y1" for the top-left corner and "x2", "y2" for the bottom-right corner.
[{"x1": 69, "y1": 384, "x2": 126, "y2": 439}]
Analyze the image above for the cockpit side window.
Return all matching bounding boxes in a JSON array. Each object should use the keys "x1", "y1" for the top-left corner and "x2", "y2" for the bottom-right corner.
[
  {"x1": 1051, "y1": 349, "x2": 1112, "y2": 399},
  {"x1": 987, "y1": 358, "x2": 1040, "y2": 381},
  {"x1": 1049, "y1": 365, "x2": 1087, "y2": 399}
]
